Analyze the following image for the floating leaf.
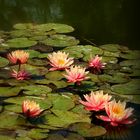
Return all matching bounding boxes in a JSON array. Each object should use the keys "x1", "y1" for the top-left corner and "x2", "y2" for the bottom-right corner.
[
  {"x1": 102, "y1": 56, "x2": 118, "y2": 64},
  {"x1": 98, "y1": 73, "x2": 130, "y2": 84},
  {"x1": 103, "y1": 50, "x2": 120, "y2": 57},
  {"x1": 120, "y1": 50, "x2": 140, "y2": 59},
  {"x1": 45, "y1": 109, "x2": 90, "y2": 127},
  {"x1": 0, "y1": 87, "x2": 20, "y2": 97},
  {"x1": 69, "y1": 122, "x2": 106, "y2": 137},
  {"x1": 22, "y1": 85, "x2": 52, "y2": 95},
  {"x1": 41, "y1": 35, "x2": 79, "y2": 47},
  {"x1": 13, "y1": 23, "x2": 35, "y2": 30},
  {"x1": 111, "y1": 79, "x2": 140, "y2": 95},
  {"x1": 25, "y1": 50, "x2": 41, "y2": 58},
  {"x1": 120, "y1": 60, "x2": 140, "y2": 68},
  {"x1": 27, "y1": 128, "x2": 49, "y2": 139},
  {"x1": 0, "y1": 56, "x2": 9, "y2": 67},
  {"x1": 99, "y1": 44, "x2": 121, "y2": 52},
  {"x1": 35, "y1": 23, "x2": 74, "y2": 33},
  {"x1": 6, "y1": 38, "x2": 37, "y2": 48},
  {"x1": 0, "y1": 111, "x2": 25, "y2": 129},
  {"x1": 45, "y1": 71, "x2": 64, "y2": 81},
  {"x1": 48, "y1": 94, "x2": 75, "y2": 111}
]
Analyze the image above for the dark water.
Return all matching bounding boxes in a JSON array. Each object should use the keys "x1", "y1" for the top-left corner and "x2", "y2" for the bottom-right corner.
[{"x1": 0, "y1": 0, "x2": 139, "y2": 49}]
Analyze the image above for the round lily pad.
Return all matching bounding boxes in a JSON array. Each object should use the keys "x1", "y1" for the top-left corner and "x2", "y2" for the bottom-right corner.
[
  {"x1": 120, "y1": 50, "x2": 140, "y2": 59},
  {"x1": 102, "y1": 56, "x2": 118, "y2": 64},
  {"x1": 0, "y1": 56, "x2": 9, "y2": 67},
  {"x1": 6, "y1": 38, "x2": 37, "y2": 48},
  {"x1": 35, "y1": 23, "x2": 74, "y2": 33},
  {"x1": 25, "y1": 50, "x2": 41, "y2": 58},
  {"x1": 41, "y1": 35, "x2": 79, "y2": 47},
  {"x1": 22, "y1": 85, "x2": 52, "y2": 95},
  {"x1": 13, "y1": 23, "x2": 35, "y2": 30},
  {"x1": 48, "y1": 94, "x2": 75, "y2": 111},
  {"x1": 99, "y1": 44, "x2": 121, "y2": 52},
  {"x1": 69, "y1": 122, "x2": 106, "y2": 137}
]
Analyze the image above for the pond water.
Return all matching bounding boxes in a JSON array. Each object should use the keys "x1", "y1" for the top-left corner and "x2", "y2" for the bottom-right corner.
[
  {"x1": 0, "y1": 0, "x2": 139, "y2": 49},
  {"x1": 0, "y1": 1, "x2": 140, "y2": 140}
]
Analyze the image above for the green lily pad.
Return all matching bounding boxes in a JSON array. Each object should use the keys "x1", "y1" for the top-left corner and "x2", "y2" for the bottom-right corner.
[
  {"x1": 10, "y1": 30, "x2": 31, "y2": 38},
  {"x1": 34, "y1": 79, "x2": 68, "y2": 88},
  {"x1": 111, "y1": 79, "x2": 140, "y2": 95},
  {"x1": 69, "y1": 122, "x2": 106, "y2": 137},
  {"x1": 41, "y1": 35, "x2": 79, "y2": 47},
  {"x1": 45, "y1": 109, "x2": 90, "y2": 128},
  {"x1": 22, "y1": 85, "x2": 52, "y2": 95},
  {"x1": 28, "y1": 58, "x2": 48, "y2": 66},
  {"x1": 22, "y1": 64, "x2": 48, "y2": 76},
  {"x1": 25, "y1": 50, "x2": 41, "y2": 58},
  {"x1": 0, "y1": 56, "x2": 9, "y2": 67},
  {"x1": 13, "y1": 23, "x2": 35, "y2": 30},
  {"x1": 48, "y1": 94, "x2": 75, "y2": 111},
  {"x1": 0, "y1": 87, "x2": 20, "y2": 97},
  {"x1": 98, "y1": 73, "x2": 130, "y2": 84},
  {"x1": 120, "y1": 50, "x2": 140, "y2": 59},
  {"x1": 103, "y1": 50, "x2": 120, "y2": 57},
  {"x1": 35, "y1": 23, "x2": 74, "y2": 33},
  {"x1": 27, "y1": 128, "x2": 49, "y2": 139},
  {"x1": 47, "y1": 134, "x2": 65, "y2": 140},
  {"x1": 99, "y1": 44, "x2": 121, "y2": 52},
  {"x1": 0, "y1": 111, "x2": 25, "y2": 129},
  {"x1": 5, "y1": 96, "x2": 52, "y2": 110},
  {"x1": 128, "y1": 70, "x2": 140, "y2": 77},
  {"x1": 6, "y1": 38, "x2": 37, "y2": 48},
  {"x1": 45, "y1": 71, "x2": 64, "y2": 81},
  {"x1": 102, "y1": 56, "x2": 118, "y2": 64},
  {"x1": 5, "y1": 104, "x2": 21, "y2": 113},
  {"x1": 120, "y1": 60, "x2": 140, "y2": 68},
  {"x1": 0, "y1": 135, "x2": 15, "y2": 140},
  {"x1": 89, "y1": 73, "x2": 100, "y2": 82}
]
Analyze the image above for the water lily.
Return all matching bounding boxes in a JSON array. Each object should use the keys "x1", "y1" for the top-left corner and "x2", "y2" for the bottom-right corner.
[
  {"x1": 47, "y1": 51, "x2": 74, "y2": 71},
  {"x1": 89, "y1": 55, "x2": 106, "y2": 73},
  {"x1": 80, "y1": 90, "x2": 112, "y2": 111},
  {"x1": 22, "y1": 100, "x2": 43, "y2": 118},
  {"x1": 97, "y1": 100, "x2": 135, "y2": 126},
  {"x1": 11, "y1": 69, "x2": 30, "y2": 80},
  {"x1": 7, "y1": 50, "x2": 29, "y2": 64},
  {"x1": 63, "y1": 65, "x2": 89, "y2": 85}
]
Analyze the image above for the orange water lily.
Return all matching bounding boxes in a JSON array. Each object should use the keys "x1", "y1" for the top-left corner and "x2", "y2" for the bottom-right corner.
[
  {"x1": 22, "y1": 100, "x2": 43, "y2": 118},
  {"x1": 7, "y1": 50, "x2": 29, "y2": 64},
  {"x1": 80, "y1": 90, "x2": 112, "y2": 111},
  {"x1": 11, "y1": 70, "x2": 30, "y2": 80},
  {"x1": 63, "y1": 65, "x2": 89, "y2": 85},
  {"x1": 97, "y1": 100, "x2": 135, "y2": 126},
  {"x1": 89, "y1": 55, "x2": 106, "y2": 73},
  {"x1": 48, "y1": 51, "x2": 74, "y2": 71}
]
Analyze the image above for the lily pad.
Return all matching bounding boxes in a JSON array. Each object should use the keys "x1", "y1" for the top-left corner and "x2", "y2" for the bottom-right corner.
[
  {"x1": 0, "y1": 87, "x2": 20, "y2": 97},
  {"x1": 45, "y1": 109, "x2": 90, "y2": 128},
  {"x1": 0, "y1": 111, "x2": 25, "y2": 129},
  {"x1": 21, "y1": 85, "x2": 52, "y2": 95},
  {"x1": 47, "y1": 94, "x2": 75, "y2": 111},
  {"x1": 0, "y1": 56, "x2": 9, "y2": 67},
  {"x1": 5, "y1": 96, "x2": 52, "y2": 109},
  {"x1": 111, "y1": 79, "x2": 140, "y2": 95},
  {"x1": 120, "y1": 60, "x2": 140, "y2": 68},
  {"x1": 69, "y1": 122, "x2": 106, "y2": 137},
  {"x1": 35, "y1": 23, "x2": 74, "y2": 33},
  {"x1": 13, "y1": 23, "x2": 35, "y2": 30},
  {"x1": 41, "y1": 35, "x2": 79, "y2": 47},
  {"x1": 98, "y1": 73, "x2": 130, "y2": 84},
  {"x1": 120, "y1": 50, "x2": 140, "y2": 59},
  {"x1": 102, "y1": 56, "x2": 118, "y2": 64},
  {"x1": 27, "y1": 128, "x2": 49, "y2": 139},
  {"x1": 25, "y1": 50, "x2": 41, "y2": 58},
  {"x1": 99, "y1": 44, "x2": 121, "y2": 52},
  {"x1": 103, "y1": 50, "x2": 120, "y2": 57},
  {"x1": 45, "y1": 71, "x2": 64, "y2": 81},
  {"x1": 6, "y1": 38, "x2": 37, "y2": 48}
]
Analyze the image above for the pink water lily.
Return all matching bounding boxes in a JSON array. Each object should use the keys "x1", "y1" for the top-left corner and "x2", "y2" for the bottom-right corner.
[
  {"x1": 22, "y1": 100, "x2": 43, "y2": 118},
  {"x1": 11, "y1": 69, "x2": 30, "y2": 80},
  {"x1": 47, "y1": 51, "x2": 74, "y2": 71},
  {"x1": 97, "y1": 100, "x2": 135, "y2": 126},
  {"x1": 80, "y1": 90, "x2": 112, "y2": 111},
  {"x1": 7, "y1": 50, "x2": 29, "y2": 64},
  {"x1": 63, "y1": 65, "x2": 89, "y2": 85},
  {"x1": 89, "y1": 55, "x2": 106, "y2": 73}
]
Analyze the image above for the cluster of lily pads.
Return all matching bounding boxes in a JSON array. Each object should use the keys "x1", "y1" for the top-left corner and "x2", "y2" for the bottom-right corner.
[{"x1": 0, "y1": 23, "x2": 140, "y2": 140}]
